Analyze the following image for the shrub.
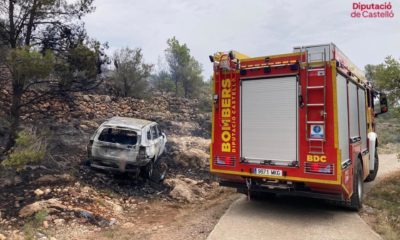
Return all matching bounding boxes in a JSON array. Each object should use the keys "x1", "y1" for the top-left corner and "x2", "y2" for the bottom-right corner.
[{"x1": 2, "y1": 128, "x2": 47, "y2": 170}]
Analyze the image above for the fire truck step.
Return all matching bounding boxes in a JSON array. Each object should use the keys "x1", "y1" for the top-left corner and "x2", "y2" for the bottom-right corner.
[
  {"x1": 307, "y1": 121, "x2": 324, "y2": 124},
  {"x1": 308, "y1": 139, "x2": 325, "y2": 142},
  {"x1": 307, "y1": 86, "x2": 325, "y2": 89},
  {"x1": 309, "y1": 151, "x2": 325, "y2": 154},
  {"x1": 306, "y1": 103, "x2": 324, "y2": 107}
]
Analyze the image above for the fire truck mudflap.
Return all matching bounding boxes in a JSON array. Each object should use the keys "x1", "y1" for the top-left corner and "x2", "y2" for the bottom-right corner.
[{"x1": 209, "y1": 44, "x2": 388, "y2": 210}]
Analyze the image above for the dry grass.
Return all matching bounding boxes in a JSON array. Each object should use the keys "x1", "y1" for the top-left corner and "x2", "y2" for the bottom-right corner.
[{"x1": 363, "y1": 171, "x2": 400, "y2": 240}]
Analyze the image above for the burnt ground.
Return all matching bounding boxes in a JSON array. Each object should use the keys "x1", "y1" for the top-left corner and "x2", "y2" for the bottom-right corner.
[
  {"x1": 0, "y1": 93, "x2": 236, "y2": 239},
  {"x1": 0, "y1": 123, "x2": 236, "y2": 240},
  {"x1": 0, "y1": 158, "x2": 238, "y2": 240}
]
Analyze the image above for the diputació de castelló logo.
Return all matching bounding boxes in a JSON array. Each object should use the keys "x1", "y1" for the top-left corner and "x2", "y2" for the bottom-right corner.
[{"x1": 351, "y1": 2, "x2": 395, "y2": 18}]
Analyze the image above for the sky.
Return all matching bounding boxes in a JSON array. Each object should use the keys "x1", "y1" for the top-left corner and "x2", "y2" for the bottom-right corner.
[{"x1": 83, "y1": 0, "x2": 400, "y2": 78}]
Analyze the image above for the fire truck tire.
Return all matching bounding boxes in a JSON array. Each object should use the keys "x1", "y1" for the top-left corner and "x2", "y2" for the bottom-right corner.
[
  {"x1": 348, "y1": 159, "x2": 363, "y2": 211},
  {"x1": 365, "y1": 149, "x2": 379, "y2": 182}
]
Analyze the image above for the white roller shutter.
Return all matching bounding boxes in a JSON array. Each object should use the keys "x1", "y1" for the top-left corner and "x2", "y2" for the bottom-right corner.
[
  {"x1": 358, "y1": 88, "x2": 367, "y2": 150},
  {"x1": 241, "y1": 76, "x2": 297, "y2": 165},
  {"x1": 337, "y1": 74, "x2": 350, "y2": 163},
  {"x1": 348, "y1": 82, "x2": 360, "y2": 139}
]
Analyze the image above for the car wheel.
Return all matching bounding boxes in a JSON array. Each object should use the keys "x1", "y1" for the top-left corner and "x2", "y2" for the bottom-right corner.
[
  {"x1": 145, "y1": 161, "x2": 154, "y2": 179},
  {"x1": 139, "y1": 160, "x2": 155, "y2": 180},
  {"x1": 150, "y1": 159, "x2": 168, "y2": 182}
]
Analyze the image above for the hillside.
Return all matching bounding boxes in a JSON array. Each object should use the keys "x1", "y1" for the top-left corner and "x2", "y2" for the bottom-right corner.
[{"x1": 0, "y1": 92, "x2": 236, "y2": 240}]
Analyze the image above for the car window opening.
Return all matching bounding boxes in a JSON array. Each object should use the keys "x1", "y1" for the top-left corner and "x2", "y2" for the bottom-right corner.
[{"x1": 98, "y1": 128, "x2": 138, "y2": 145}]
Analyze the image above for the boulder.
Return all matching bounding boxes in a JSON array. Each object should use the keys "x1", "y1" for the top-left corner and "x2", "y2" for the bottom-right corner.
[
  {"x1": 164, "y1": 177, "x2": 207, "y2": 203},
  {"x1": 83, "y1": 95, "x2": 91, "y2": 101},
  {"x1": 19, "y1": 199, "x2": 66, "y2": 218},
  {"x1": 34, "y1": 189, "x2": 44, "y2": 197},
  {"x1": 54, "y1": 218, "x2": 65, "y2": 225},
  {"x1": 36, "y1": 174, "x2": 74, "y2": 184}
]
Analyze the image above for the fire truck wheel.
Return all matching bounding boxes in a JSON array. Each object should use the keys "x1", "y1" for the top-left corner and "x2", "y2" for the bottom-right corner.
[
  {"x1": 365, "y1": 149, "x2": 379, "y2": 182},
  {"x1": 348, "y1": 159, "x2": 363, "y2": 211}
]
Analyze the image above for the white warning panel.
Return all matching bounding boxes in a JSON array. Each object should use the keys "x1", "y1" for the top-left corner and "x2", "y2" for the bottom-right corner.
[{"x1": 310, "y1": 125, "x2": 324, "y2": 139}]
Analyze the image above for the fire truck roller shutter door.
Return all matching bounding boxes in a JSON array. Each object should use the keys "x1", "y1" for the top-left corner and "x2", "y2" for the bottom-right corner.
[
  {"x1": 337, "y1": 74, "x2": 350, "y2": 163},
  {"x1": 241, "y1": 76, "x2": 297, "y2": 165},
  {"x1": 358, "y1": 88, "x2": 368, "y2": 151},
  {"x1": 348, "y1": 82, "x2": 360, "y2": 140}
]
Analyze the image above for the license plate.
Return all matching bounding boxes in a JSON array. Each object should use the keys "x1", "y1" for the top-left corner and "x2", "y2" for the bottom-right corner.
[{"x1": 254, "y1": 168, "x2": 283, "y2": 177}]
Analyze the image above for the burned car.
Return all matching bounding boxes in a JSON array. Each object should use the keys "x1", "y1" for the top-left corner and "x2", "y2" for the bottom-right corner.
[{"x1": 87, "y1": 117, "x2": 167, "y2": 180}]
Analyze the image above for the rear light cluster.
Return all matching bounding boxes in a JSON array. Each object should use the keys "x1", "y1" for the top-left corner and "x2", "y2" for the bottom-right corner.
[
  {"x1": 214, "y1": 156, "x2": 235, "y2": 166},
  {"x1": 305, "y1": 162, "x2": 334, "y2": 175}
]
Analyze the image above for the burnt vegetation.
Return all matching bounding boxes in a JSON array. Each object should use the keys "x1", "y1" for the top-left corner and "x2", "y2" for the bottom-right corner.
[{"x1": 0, "y1": 1, "x2": 217, "y2": 238}]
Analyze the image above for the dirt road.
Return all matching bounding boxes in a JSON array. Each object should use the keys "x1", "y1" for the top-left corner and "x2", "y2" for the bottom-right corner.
[{"x1": 207, "y1": 154, "x2": 400, "y2": 240}]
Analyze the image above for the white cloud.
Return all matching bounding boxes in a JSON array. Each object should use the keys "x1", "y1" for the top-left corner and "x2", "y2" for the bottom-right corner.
[{"x1": 83, "y1": 0, "x2": 400, "y2": 78}]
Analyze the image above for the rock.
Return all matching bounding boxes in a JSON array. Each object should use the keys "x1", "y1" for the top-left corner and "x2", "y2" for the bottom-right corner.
[
  {"x1": 109, "y1": 218, "x2": 117, "y2": 226},
  {"x1": 79, "y1": 210, "x2": 94, "y2": 219},
  {"x1": 104, "y1": 200, "x2": 123, "y2": 213},
  {"x1": 0, "y1": 178, "x2": 13, "y2": 188},
  {"x1": 122, "y1": 222, "x2": 135, "y2": 229},
  {"x1": 36, "y1": 232, "x2": 47, "y2": 239},
  {"x1": 53, "y1": 218, "x2": 65, "y2": 225},
  {"x1": 80, "y1": 124, "x2": 89, "y2": 130},
  {"x1": 104, "y1": 96, "x2": 111, "y2": 102},
  {"x1": 0, "y1": 233, "x2": 6, "y2": 240},
  {"x1": 83, "y1": 95, "x2": 91, "y2": 101},
  {"x1": 44, "y1": 188, "x2": 51, "y2": 195},
  {"x1": 34, "y1": 189, "x2": 45, "y2": 197},
  {"x1": 80, "y1": 120, "x2": 99, "y2": 129},
  {"x1": 14, "y1": 176, "x2": 22, "y2": 185},
  {"x1": 43, "y1": 220, "x2": 49, "y2": 229},
  {"x1": 19, "y1": 199, "x2": 66, "y2": 218},
  {"x1": 165, "y1": 178, "x2": 195, "y2": 202},
  {"x1": 36, "y1": 174, "x2": 74, "y2": 184},
  {"x1": 81, "y1": 186, "x2": 92, "y2": 193},
  {"x1": 182, "y1": 178, "x2": 198, "y2": 185}
]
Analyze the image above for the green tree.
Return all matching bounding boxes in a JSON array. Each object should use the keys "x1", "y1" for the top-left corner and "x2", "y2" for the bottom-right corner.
[
  {"x1": 112, "y1": 47, "x2": 153, "y2": 98},
  {"x1": 165, "y1": 37, "x2": 203, "y2": 98},
  {"x1": 365, "y1": 56, "x2": 400, "y2": 107},
  {"x1": 151, "y1": 70, "x2": 175, "y2": 94},
  {"x1": 0, "y1": 0, "x2": 106, "y2": 154}
]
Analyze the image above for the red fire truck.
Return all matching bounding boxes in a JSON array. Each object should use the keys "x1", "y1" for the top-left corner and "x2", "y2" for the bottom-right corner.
[{"x1": 209, "y1": 43, "x2": 388, "y2": 210}]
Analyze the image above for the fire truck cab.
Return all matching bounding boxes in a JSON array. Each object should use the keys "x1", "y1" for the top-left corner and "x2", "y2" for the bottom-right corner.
[{"x1": 209, "y1": 43, "x2": 388, "y2": 210}]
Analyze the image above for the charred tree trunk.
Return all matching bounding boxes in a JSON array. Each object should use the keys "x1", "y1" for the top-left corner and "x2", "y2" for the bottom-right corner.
[{"x1": 3, "y1": 81, "x2": 22, "y2": 154}]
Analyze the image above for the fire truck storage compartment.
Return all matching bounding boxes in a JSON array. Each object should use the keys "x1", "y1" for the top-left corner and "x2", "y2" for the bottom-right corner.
[
  {"x1": 336, "y1": 74, "x2": 350, "y2": 164},
  {"x1": 240, "y1": 76, "x2": 298, "y2": 166},
  {"x1": 358, "y1": 88, "x2": 368, "y2": 151}
]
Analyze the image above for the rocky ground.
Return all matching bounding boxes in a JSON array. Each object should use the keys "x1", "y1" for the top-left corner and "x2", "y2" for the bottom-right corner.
[{"x1": 0, "y1": 92, "x2": 237, "y2": 240}]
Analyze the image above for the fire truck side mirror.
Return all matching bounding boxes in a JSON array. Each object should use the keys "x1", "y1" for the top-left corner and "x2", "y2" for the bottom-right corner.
[{"x1": 374, "y1": 93, "x2": 388, "y2": 116}]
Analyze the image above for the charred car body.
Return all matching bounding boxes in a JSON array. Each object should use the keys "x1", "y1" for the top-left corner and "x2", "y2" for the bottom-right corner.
[{"x1": 87, "y1": 117, "x2": 167, "y2": 180}]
